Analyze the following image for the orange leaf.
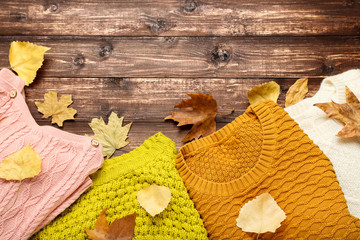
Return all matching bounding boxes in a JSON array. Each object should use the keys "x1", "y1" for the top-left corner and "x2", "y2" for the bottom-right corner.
[
  {"x1": 314, "y1": 86, "x2": 360, "y2": 138},
  {"x1": 165, "y1": 93, "x2": 218, "y2": 142},
  {"x1": 85, "y1": 208, "x2": 136, "y2": 240}
]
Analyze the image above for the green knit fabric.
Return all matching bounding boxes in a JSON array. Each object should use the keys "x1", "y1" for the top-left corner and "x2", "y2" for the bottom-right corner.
[{"x1": 31, "y1": 132, "x2": 208, "y2": 240}]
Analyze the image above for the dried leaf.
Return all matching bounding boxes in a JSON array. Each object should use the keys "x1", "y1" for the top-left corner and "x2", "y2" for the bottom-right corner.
[
  {"x1": 9, "y1": 41, "x2": 51, "y2": 86},
  {"x1": 236, "y1": 193, "x2": 286, "y2": 234},
  {"x1": 165, "y1": 93, "x2": 218, "y2": 142},
  {"x1": 285, "y1": 78, "x2": 308, "y2": 107},
  {"x1": 314, "y1": 86, "x2": 360, "y2": 138},
  {"x1": 87, "y1": 112, "x2": 132, "y2": 158},
  {"x1": 0, "y1": 144, "x2": 42, "y2": 181},
  {"x1": 85, "y1": 208, "x2": 136, "y2": 240},
  {"x1": 35, "y1": 91, "x2": 77, "y2": 127},
  {"x1": 248, "y1": 81, "x2": 280, "y2": 105},
  {"x1": 137, "y1": 184, "x2": 172, "y2": 217}
]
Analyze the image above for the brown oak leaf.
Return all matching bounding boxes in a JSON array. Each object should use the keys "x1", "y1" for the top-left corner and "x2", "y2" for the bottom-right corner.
[
  {"x1": 314, "y1": 86, "x2": 360, "y2": 138},
  {"x1": 165, "y1": 93, "x2": 218, "y2": 142},
  {"x1": 85, "y1": 208, "x2": 136, "y2": 240}
]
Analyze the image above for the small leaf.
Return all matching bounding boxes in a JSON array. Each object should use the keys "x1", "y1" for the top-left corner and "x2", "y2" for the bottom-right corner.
[
  {"x1": 35, "y1": 91, "x2": 77, "y2": 127},
  {"x1": 0, "y1": 144, "x2": 42, "y2": 181},
  {"x1": 9, "y1": 41, "x2": 51, "y2": 86},
  {"x1": 87, "y1": 112, "x2": 132, "y2": 158},
  {"x1": 314, "y1": 86, "x2": 360, "y2": 138},
  {"x1": 285, "y1": 78, "x2": 308, "y2": 107},
  {"x1": 248, "y1": 81, "x2": 280, "y2": 105},
  {"x1": 85, "y1": 208, "x2": 136, "y2": 240},
  {"x1": 165, "y1": 93, "x2": 218, "y2": 142},
  {"x1": 137, "y1": 184, "x2": 172, "y2": 217},
  {"x1": 236, "y1": 193, "x2": 286, "y2": 234}
]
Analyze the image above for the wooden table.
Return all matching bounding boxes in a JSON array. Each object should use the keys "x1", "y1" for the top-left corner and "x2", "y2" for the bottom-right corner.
[{"x1": 0, "y1": 1, "x2": 359, "y2": 155}]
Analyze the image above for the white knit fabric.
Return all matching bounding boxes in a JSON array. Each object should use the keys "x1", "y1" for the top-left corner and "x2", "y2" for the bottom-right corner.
[{"x1": 285, "y1": 69, "x2": 360, "y2": 218}]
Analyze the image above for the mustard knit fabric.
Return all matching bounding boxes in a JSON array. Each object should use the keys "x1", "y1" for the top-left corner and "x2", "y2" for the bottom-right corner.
[
  {"x1": 32, "y1": 133, "x2": 208, "y2": 240},
  {"x1": 176, "y1": 100, "x2": 360, "y2": 239}
]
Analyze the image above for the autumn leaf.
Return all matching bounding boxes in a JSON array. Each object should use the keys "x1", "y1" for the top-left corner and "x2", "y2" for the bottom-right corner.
[
  {"x1": 165, "y1": 93, "x2": 218, "y2": 142},
  {"x1": 0, "y1": 144, "x2": 42, "y2": 216},
  {"x1": 9, "y1": 41, "x2": 51, "y2": 86},
  {"x1": 85, "y1": 208, "x2": 136, "y2": 240},
  {"x1": 236, "y1": 193, "x2": 286, "y2": 236},
  {"x1": 314, "y1": 86, "x2": 360, "y2": 138},
  {"x1": 0, "y1": 144, "x2": 42, "y2": 181},
  {"x1": 285, "y1": 78, "x2": 308, "y2": 107},
  {"x1": 35, "y1": 91, "x2": 77, "y2": 127},
  {"x1": 87, "y1": 112, "x2": 132, "y2": 159},
  {"x1": 248, "y1": 81, "x2": 280, "y2": 106},
  {"x1": 137, "y1": 184, "x2": 172, "y2": 217}
]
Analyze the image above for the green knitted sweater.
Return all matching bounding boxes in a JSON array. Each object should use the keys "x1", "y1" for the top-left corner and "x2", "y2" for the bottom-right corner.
[{"x1": 32, "y1": 133, "x2": 208, "y2": 239}]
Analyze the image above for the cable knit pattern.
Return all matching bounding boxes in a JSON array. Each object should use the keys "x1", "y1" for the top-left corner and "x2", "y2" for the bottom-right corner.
[
  {"x1": 176, "y1": 100, "x2": 360, "y2": 239},
  {"x1": 0, "y1": 69, "x2": 104, "y2": 240},
  {"x1": 31, "y1": 133, "x2": 208, "y2": 240},
  {"x1": 285, "y1": 69, "x2": 360, "y2": 218}
]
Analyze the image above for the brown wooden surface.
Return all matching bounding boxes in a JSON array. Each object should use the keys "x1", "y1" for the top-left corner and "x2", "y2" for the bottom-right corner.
[{"x1": 0, "y1": 1, "x2": 359, "y2": 155}]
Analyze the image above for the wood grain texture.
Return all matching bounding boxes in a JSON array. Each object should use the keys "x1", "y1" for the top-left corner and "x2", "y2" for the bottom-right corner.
[
  {"x1": 0, "y1": 0, "x2": 359, "y2": 36},
  {"x1": 0, "y1": 36, "x2": 359, "y2": 78},
  {"x1": 25, "y1": 77, "x2": 320, "y2": 152}
]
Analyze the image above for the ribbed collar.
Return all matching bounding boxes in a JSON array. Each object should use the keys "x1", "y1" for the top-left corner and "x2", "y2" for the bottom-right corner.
[
  {"x1": 91, "y1": 132, "x2": 176, "y2": 186},
  {"x1": 176, "y1": 100, "x2": 278, "y2": 196}
]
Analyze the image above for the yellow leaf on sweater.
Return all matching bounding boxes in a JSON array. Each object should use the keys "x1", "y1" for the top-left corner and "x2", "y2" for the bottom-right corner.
[
  {"x1": 285, "y1": 78, "x2": 308, "y2": 107},
  {"x1": 137, "y1": 184, "x2": 172, "y2": 217},
  {"x1": 248, "y1": 81, "x2": 280, "y2": 105},
  {"x1": 236, "y1": 193, "x2": 286, "y2": 235},
  {"x1": 35, "y1": 91, "x2": 77, "y2": 127},
  {"x1": 85, "y1": 208, "x2": 136, "y2": 240},
  {"x1": 9, "y1": 41, "x2": 50, "y2": 86},
  {"x1": 87, "y1": 112, "x2": 132, "y2": 158},
  {"x1": 0, "y1": 144, "x2": 42, "y2": 181}
]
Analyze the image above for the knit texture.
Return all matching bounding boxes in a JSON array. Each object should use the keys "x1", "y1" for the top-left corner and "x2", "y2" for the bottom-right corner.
[
  {"x1": 0, "y1": 68, "x2": 104, "y2": 240},
  {"x1": 285, "y1": 69, "x2": 360, "y2": 218},
  {"x1": 32, "y1": 133, "x2": 208, "y2": 240},
  {"x1": 176, "y1": 100, "x2": 360, "y2": 239}
]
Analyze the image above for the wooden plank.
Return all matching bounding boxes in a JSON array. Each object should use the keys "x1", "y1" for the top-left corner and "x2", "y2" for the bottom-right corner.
[
  {"x1": 24, "y1": 77, "x2": 321, "y2": 153},
  {"x1": 0, "y1": 0, "x2": 359, "y2": 36},
  {"x1": 0, "y1": 36, "x2": 359, "y2": 78}
]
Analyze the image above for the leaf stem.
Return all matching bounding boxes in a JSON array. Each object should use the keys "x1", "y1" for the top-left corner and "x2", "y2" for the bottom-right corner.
[
  {"x1": 218, "y1": 108, "x2": 235, "y2": 115},
  {"x1": 256, "y1": 233, "x2": 260, "y2": 240},
  {"x1": 0, "y1": 180, "x2": 21, "y2": 217}
]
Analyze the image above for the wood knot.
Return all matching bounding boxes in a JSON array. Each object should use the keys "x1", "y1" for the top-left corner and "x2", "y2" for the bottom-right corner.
[
  {"x1": 9, "y1": 13, "x2": 27, "y2": 20},
  {"x1": 184, "y1": 0, "x2": 197, "y2": 12},
  {"x1": 145, "y1": 18, "x2": 171, "y2": 33},
  {"x1": 343, "y1": 0, "x2": 356, "y2": 7},
  {"x1": 49, "y1": 3, "x2": 59, "y2": 12},
  {"x1": 211, "y1": 46, "x2": 232, "y2": 67},
  {"x1": 72, "y1": 54, "x2": 85, "y2": 66},
  {"x1": 321, "y1": 60, "x2": 335, "y2": 75},
  {"x1": 99, "y1": 44, "x2": 113, "y2": 58}
]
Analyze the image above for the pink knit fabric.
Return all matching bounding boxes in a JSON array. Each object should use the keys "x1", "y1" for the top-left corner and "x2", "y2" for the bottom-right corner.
[{"x1": 0, "y1": 69, "x2": 104, "y2": 240}]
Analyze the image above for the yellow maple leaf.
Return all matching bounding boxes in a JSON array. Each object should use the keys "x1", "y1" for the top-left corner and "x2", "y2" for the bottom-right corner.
[
  {"x1": 248, "y1": 81, "x2": 280, "y2": 105},
  {"x1": 35, "y1": 91, "x2": 77, "y2": 127},
  {"x1": 9, "y1": 41, "x2": 51, "y2": 86},
  {"x1": 0, "y1": 144, "x2": 42, "y2": 181},
  {"x1": 137, "y1": 184, "x2": 172, "y2": 217},
  {"x1": 87, "y1": 112, "x2": 132, "y2": 158},
  {"x1": 236, "y1": 193, "x2": 286, "y2": 236}
]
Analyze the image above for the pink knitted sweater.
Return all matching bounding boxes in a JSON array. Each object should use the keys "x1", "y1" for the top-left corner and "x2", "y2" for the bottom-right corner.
[{"x1": 0, "y1": 69, "x2": 104, "y2": 240}]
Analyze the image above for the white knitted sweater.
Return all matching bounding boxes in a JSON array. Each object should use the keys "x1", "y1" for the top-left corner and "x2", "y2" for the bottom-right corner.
[{"x1": 285, "y1": 69, "x2": 360, "y2": 218}]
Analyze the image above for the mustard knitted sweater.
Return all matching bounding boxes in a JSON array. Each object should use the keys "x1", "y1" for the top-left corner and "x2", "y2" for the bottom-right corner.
[
  {"x1": 32, "y1": 133, "x2": 208, "y2": 239},
  {"x1": 176, "y1": 100, "x2": 360, "y2": 239}
]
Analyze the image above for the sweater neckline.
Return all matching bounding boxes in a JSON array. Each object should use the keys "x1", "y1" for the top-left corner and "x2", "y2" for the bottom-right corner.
[{"x1": 176, "y1": 100, "x2": 278, "y2": 196}]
